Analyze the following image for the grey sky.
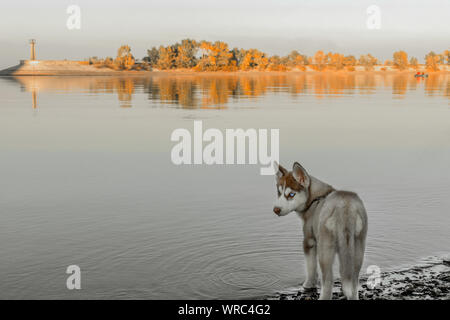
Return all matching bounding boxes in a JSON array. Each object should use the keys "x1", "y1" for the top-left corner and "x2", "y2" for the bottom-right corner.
[{"x1": 0, "y1": 0, "x2": 449, "y2": 68}]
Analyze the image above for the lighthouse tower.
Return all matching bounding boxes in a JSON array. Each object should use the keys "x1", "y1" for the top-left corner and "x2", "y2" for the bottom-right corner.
[{"x1": 29, "y1": 39, "x2": 36, "y2": 60}]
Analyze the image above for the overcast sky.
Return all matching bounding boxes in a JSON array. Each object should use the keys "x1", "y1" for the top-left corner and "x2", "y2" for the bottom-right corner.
[{"x1": 0, "y1": 0, "x2": 449, "y2": 68}]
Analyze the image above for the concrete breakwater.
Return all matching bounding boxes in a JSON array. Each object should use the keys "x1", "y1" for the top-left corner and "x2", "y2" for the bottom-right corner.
[{"x1": 0, "y1": 59, "x2": 138, "y2": 76}]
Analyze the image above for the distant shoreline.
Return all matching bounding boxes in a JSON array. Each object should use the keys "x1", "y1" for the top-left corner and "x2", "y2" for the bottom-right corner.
[
  {"x1": 5, "y1": 40, "x2": 448, "y2": 76},
  {"x1": 1, "y1": 58, "x2": 449, "y2": 76},
  {"x1": 1, "y1": 67, "x2": 449, "y2": 77}
]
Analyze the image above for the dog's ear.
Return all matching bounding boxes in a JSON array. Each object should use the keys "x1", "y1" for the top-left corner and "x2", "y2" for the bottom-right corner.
[
  {"x1": 273, "y1": 161, "x2": 288, "y2": 180},
  {"x1": 292, "y1": 162, "x2": 310, "y2": 187}
]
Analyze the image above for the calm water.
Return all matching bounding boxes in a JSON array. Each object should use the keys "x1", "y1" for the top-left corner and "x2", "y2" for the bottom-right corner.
[{"x1": 0, "y1": 73, "x2": 449, "y2": 299}]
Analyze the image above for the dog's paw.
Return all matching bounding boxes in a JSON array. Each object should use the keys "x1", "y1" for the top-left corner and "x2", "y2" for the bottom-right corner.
[{"x1": 302, "y1": 280, "x2": 317, "y2": 289}]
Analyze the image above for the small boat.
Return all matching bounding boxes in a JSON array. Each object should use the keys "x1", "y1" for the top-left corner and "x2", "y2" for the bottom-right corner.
[{"x1": 414, "y1": 73, "x2": 428, "y2": 78}]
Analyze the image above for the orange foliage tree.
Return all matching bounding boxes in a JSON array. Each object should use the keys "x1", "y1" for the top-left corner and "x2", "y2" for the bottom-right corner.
[
  {"x1": 359, "y1": 54, "x2": 378, "y2": 71},
  {"x1": 425, "y1": 51, "x2": 440, "y2": 71},
  {"x1": 328, "y1": 52, "x2": 345, "y2": 70},
  {"x1": 444, "y1": 50, "x2": 450, "y2": 65},
  {"x1": 343, "y1": 55, "x2": 357, "y2": 71},
  {"x1": 156, "y1": 45, "x2": 176, "y2": 70},
  {"x1": 287, "y1": 50, "x2": 308, "y2": 70},
  {"x1": 175, "y1": 39, "x2": 198, "y2": 69},
  {"x1": 409, "y1": 57, "x2": 419, "y2": 69},
  {"x1": 195, "y1": 41, "x2": 234, "y2": 71},
  {"x1": 313, "y1": 50, "x2": 328, "y2": 71},
  {"x1": 393, "y1": 51, "x2": 409, "y2": 70},
  {"x1": 115, "y1": 45, "x2": 135, "y2": 70},
  {"x1": 240, "y1": 49, "x2": 269, "y2": 71}
]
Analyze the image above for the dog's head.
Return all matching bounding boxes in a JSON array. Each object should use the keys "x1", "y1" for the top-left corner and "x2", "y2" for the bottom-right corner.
[{"x1": 273, "y1": 162, "x2": 310, "y2": 216}]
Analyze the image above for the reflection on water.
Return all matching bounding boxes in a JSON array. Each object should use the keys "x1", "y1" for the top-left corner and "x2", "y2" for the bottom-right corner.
[
  {"x1": 0, "y1": 72, "x2": 449, "y2": 300},
  {"x1": 10, "y1": 73, "x2": 450, "y2": 109}
]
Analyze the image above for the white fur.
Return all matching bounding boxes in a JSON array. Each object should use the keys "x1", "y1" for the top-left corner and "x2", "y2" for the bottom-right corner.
[
  {"x1": 273, "y1": 185, "x2": 308, "y2": 216},
  {"x1": 324, "y1": 216, "x2": 336, "y2": 231},
  {"x1": 355, "y1": 214, "x2": 363, "y2": 235}
]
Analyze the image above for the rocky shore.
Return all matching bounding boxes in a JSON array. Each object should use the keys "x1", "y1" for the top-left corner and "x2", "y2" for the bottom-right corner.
[{"x1": 266, "y1": 255, "x2": 450, "y2": 300}]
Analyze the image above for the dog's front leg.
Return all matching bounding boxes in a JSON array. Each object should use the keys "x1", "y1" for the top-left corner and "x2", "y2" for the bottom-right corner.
[{"x1": 302, "y1": 238, "x2": 317, "y2": 289}]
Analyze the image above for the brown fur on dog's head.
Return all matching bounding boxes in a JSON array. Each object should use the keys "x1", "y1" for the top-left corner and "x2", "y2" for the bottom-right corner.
[{"x1": 273, "y1": 162, "x2": 310, "y2": 216}]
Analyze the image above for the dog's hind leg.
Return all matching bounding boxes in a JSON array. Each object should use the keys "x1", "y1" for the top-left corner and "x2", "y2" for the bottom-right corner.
[
  {"x1": 338, "y1": 233, "x2": 356, "y2": 300},
  {"x1": 351, "y1": 221, "x2": 367, "y2": 300},
  {"x1": 318, "y1": 232, "x2": 335, "y2": 300},
  {"x1": 350, "y1": 236, "x2": 365, "y2": 300},
  {"x1": 303, "y1": 238, "x2": 317, "y2": 289},
  {"x1": 338, "y1": 212, "x2": 366, "y2": 300}
]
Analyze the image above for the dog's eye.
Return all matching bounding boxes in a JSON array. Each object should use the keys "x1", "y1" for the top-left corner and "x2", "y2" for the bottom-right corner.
[{"x1": 289, "y1": 192, "x2": 295, "y2": 198}]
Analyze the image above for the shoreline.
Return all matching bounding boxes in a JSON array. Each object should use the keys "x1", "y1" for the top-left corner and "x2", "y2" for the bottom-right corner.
[
  {"x1": 265, "y1": 255, "x2": 450, "y2": 300},
  {"x1": 1, "y1": 62, "x2": 449, "y2": 77},
  {"x1": 1, "y1": 70, "x2": 448, "y2": 77}
]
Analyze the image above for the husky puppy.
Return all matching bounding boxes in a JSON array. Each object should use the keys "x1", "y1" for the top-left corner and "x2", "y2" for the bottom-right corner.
[{"x1": 273, "y1": 162, "x2": 368, "y2": 300}]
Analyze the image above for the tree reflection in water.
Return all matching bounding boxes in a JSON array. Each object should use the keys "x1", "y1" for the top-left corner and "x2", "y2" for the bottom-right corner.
[{"x1": 10, "y1": 72, "x2": 449, "y2": 109}]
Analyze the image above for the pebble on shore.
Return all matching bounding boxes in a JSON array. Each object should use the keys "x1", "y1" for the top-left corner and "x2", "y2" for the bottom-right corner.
[{"x1": 266, "y1": 256, "x2": 450, "y2": 300}]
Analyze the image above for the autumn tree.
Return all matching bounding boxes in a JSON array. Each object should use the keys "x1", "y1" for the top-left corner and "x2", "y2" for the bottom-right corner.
[
  {"x1": 328, "y1": 52, "x2": 345, "y2": 70},
  {"x1": 174, "y1": 39, "x2": 198, "y2": 68},
  {"x1": 231, "y1": 48, "x2": 246, "y2": 68},
  {"x1": 115, "y1": 45, "x2": 135, "y2": 70},
  {"x1": 343, "y1": 55, "x2": 357, "y2": 71},
  {"x1": 313, "y1": 50, "x2": 328, "y2": 71},
  {"x1": 393, "y1": 51, "x2": 409, "y2": 70},
  {"x1": 195, "y1": 41, "x2": 233, "y2": 71},
  {"x1": 88, "y1": 56, "x2": 100, "y2": 65},
  {"x1": 267, "y1": 55, "x2": 287, "y2": 71},
  {"x1": 343, "y1": 55, "x2": 357, "y2": 66},
  {"x1": 425, "y1": 51, "x2": 440, "y2": 71},
  {"x1": 156, "y1": 45, "x2": 176, "y2": 69},
  {"x1": 444, "y1": 50, "x2": 450, "y2": 65},
  {"x1": 409, "y1": 57, "x2": 419, "y2": 69},
  {"x1": 287, "y1": 50, "x2": 308, "y2": 69},
  {"x1": 144, "y1": 47, "x2": 159, "y2": 66},
  {"x1": 359, "y1": 54, "x2": 378, "y2": 71},
  {"x1": 240, "y1": 49, "x2": 269, "y2": 70}
]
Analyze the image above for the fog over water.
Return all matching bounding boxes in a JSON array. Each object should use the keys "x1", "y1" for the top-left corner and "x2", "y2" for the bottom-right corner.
[{"x1": 1, "y1": 0, "x2": 449, "y2": 68}]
